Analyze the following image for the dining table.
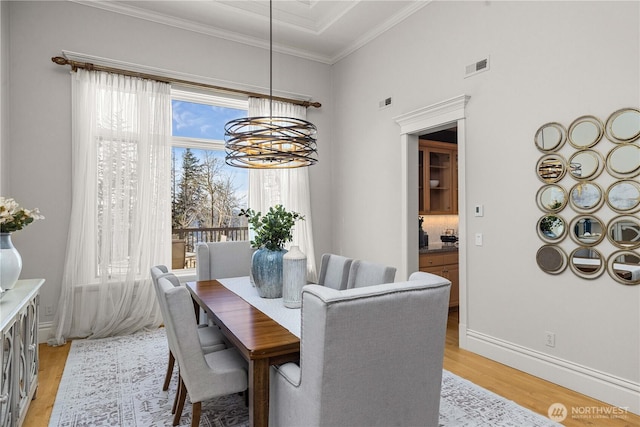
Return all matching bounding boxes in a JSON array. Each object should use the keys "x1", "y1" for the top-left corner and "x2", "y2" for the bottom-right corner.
[{"x1": 186, "y1": 277, "x2": 301, "y2": 427}]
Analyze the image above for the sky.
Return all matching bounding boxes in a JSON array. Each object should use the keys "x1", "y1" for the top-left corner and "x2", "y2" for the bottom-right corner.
[
  {"x1": 172, "y1": 100, "x2": 246, "y2": 140},
  {"x1": 171, "y1": 100, "x2": 249, "y2": 207}
]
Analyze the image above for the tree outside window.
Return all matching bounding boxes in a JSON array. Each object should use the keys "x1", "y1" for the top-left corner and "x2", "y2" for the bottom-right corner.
[{"x1": 170, "y1": 92, "x2": 249, "y2": 269}]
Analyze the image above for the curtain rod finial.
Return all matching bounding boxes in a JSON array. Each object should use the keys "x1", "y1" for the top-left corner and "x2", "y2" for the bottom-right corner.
[{"x1": 51, "y1": 56, "x2": 68, "y2": 66}]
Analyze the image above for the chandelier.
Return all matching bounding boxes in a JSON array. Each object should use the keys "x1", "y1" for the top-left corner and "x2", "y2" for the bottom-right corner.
[{"x1": 224, "y1": 0, "x2": 318, "y2": 169}]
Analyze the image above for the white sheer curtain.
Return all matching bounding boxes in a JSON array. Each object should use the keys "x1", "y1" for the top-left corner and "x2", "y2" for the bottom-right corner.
[
  {"x1": 49, "y1": 69, "x2": 171, "y2": 345},
  {"x1": 248, "y1": 98, "x2": 317, "y2": 281}
]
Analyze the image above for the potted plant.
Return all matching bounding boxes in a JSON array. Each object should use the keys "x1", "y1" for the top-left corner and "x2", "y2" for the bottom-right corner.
[{"x1": 240, "y1": 204, "x2": 304, "y2": 298}]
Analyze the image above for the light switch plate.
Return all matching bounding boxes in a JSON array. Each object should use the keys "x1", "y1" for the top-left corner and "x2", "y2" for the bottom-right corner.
[
  {"x1": 475, "y1": 233, "x2": 483, "y2": 246},
  {"x1": 474, "y1": 204, "x2": 484, "y2": 217}
]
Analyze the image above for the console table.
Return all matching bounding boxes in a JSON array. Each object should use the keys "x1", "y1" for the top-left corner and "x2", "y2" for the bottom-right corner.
[{"x1": 0, "y1": 279, "x2": 45, "y2": 427}]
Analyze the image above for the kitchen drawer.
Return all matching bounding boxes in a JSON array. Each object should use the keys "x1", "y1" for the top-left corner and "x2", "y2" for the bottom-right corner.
[
  {"x1": 419, "y1": 253, "x2": 436, "y2": 268},
  {"x1": 418, "y1": 253, "x2": 459, "y2": 308},
  {"x1": 419, "y1": 252, "x2": 458, "y2": 268}
]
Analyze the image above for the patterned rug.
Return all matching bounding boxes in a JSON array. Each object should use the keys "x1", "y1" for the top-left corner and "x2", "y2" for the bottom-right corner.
[{"x1": 49, "y1": 329, "x2": 559, "y2": 427}]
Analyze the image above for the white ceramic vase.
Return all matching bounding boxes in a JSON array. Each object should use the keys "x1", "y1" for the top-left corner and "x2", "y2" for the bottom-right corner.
[
  {"x1": 282, "y1": 245, "x2": 307, "y2": 308},
  {"x1": 0, "y1": 233, "x2": 22, "y2": 290}
]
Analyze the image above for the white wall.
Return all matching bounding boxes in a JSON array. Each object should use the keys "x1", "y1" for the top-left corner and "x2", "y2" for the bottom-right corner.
[
  {"x1": 6, "y1": 1, "x2": 333, "y2": 326},
  {"x1": 0, "y1": 0, "x2": 8, "y2": 194},
  {"x1": 331, "y1": 0, "x2": 639, "y2": 413}
]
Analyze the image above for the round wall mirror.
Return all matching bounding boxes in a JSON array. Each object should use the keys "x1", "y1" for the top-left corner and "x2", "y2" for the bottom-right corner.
[
  {"x1": 569, "y1": 215, "x2": 605, "y2": 246},
  {"x1": 536, "y1": 245, "x2": 568, "y2": 274},
  {"x1": 607, "y1": 250, "x2": 640, "y2": 285},
  {"x1": 569, "y1": 247, "x2": 605, "y2": 279},
  {"x1": 607, "y1": 215, "x2": 640, "y2": 250},
  {"x1": 536, "y1": 154, "x2": 567, "y2": 183},
  {"x1": 606, "y1": 180, "x2": 640, "y2": 214},
  {"x1": 605, "y1": 108, "x2": 640, "y2": 143},
  {"x1": 537, "y1": 214, "x2": 567, "y2": 243},
  {"x1": 536, "y1": 184, "x2": 568, "y2": 212},
  {"x1": 535, "y1": 122, "x2": 567, "y2": 152},
  {"x1": 568, "y1": 150, "x2": 604, "y2": 180},
  {"x1": 569, "y1": 182, "x2": 604, "y2": 213},
  {"x1": 606, "y1": 144, "x2": 640, "y2": 179},
  {"x1": 568, "y1": 115, "x2": 604, "y2": 149}
]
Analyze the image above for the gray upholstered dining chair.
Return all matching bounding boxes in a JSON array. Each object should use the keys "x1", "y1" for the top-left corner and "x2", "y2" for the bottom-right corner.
[
  {"x1": 316, "y1": 253, "x2": 353, "y2": 290},
  {"x1": 345, "y1": 259, "x2": 396, "y2": 289},
  {"x1": 158, "y1": 277, "x2": 248, "y2": 427},
  {"x1": 151, "y1": 264, "x2": 169, "y2": 275},
  {"x1": 269, "y1": 271, "x2": 451, "y2": 426},
  {"x1": 150, "y1": 266, "x2": 226, "y2": 392},
  {"x1": 195, "y1": 241, "x2": 254, "y2": 281}
]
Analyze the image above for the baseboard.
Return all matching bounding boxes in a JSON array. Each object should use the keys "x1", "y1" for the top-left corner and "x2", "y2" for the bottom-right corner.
[
  {"x1": 39, "y1": 321, "x2": 53, "y2": 344},
  {"x1": 462, "y1": 328, "x2": 640, "y2": 416}
]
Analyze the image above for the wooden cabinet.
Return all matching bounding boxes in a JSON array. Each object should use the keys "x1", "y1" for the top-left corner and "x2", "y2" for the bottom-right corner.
[
  {"x1": 1, "y1": 279, "x2": 44, "y2": 427},
  {"x1": 419, "y1": 252, "x2": 459, "y2": 307},
  {"x1": 419, "y1": 140, "x2": 458, "y2": 215}
]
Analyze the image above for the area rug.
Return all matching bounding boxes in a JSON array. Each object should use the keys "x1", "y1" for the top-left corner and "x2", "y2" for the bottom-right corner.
[{"x1": 48, "y1": 329, "x2": 559, "y2": 427}]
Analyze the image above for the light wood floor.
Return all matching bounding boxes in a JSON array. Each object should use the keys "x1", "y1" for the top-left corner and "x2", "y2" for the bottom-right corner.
[{"x1": 25, "y1": 310, "x2": 639, "y2": 427}]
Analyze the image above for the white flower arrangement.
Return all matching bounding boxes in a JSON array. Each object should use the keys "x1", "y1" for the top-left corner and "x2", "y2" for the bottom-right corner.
[{"x1": 0, "y1": 197, "x2": 44, "y2": 233}]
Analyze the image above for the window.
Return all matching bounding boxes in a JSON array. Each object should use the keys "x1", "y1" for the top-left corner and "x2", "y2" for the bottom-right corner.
[{"x1": 170, "y1": 89, "x2": 249, "y2": 270}]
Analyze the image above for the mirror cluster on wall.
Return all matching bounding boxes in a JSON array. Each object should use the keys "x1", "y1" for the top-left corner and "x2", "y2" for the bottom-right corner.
[{"x1": 534, "y1": 108, "x2": 640, "y2": 285}]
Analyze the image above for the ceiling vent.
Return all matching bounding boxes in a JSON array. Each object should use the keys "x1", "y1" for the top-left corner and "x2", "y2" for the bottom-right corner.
[{"x1": 465, "y1": 57, "x2": 490, "y2": 78}]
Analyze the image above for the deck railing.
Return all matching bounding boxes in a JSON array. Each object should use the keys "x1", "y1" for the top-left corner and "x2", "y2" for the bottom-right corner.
[
  {"x1": 172, "y1": 227, "x2": 249, "y2": 252},
  {"x1": 171, "y1": 227, "x2": 250, "y2": 269}
]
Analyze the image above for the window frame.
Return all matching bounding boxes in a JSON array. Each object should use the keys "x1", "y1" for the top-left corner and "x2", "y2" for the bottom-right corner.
[{"x1": 171, "y1": 87, "x2": 248, "y2": 149}]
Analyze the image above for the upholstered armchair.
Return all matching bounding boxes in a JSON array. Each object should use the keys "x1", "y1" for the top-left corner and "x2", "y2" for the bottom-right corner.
[
  {"x1": 195, "y1": 241, "x2": 254, "y2": 281},
  {"x1": 269, "y1": 271, "x2": 451, "y2": 427}
]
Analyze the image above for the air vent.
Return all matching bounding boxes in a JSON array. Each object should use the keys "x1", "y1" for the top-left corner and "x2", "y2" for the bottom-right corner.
[
  {"x1": 465, "y1": 57, "x2": 490, "y2": 78},
  {"x1": 379, "y1": 97, "x2": 392, "y2": 109}
]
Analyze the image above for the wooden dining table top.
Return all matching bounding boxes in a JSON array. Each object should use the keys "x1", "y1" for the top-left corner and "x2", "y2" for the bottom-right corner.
[{"x1": 186, "y1": 279, "x2": 300, "y2": 361}]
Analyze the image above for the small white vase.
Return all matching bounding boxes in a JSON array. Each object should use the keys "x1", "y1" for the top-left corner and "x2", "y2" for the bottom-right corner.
[
  {"x1": 0, "y1": 233, "x2": 22, "y2": 290},
  {"x1": 283, "y1": 246, "x2": 307, "y2": 308}
]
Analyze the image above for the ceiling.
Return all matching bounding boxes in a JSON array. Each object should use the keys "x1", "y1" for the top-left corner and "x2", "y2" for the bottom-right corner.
[{"x1": 73, "y1": 1, "x2": 430, "y2": 64}]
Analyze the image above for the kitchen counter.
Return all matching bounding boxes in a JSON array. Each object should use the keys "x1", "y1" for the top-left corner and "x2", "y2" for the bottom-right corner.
[{"x1": 419, "y1": 242, "x2": 458, "y2": 254}]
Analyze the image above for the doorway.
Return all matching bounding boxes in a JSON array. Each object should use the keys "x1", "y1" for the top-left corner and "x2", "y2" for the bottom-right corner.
[{"x1": 394, "y1": 94, "x2": 469, "y2": 347}]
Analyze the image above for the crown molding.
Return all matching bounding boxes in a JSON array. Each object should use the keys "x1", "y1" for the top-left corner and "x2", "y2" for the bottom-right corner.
[
  {"x1": 69, "y1": 0, "x2": 431, "y2": 65},
  {"x1": 331, "y1": 1, "x2": 431, "y2": 64},
  {"x1": 69, "y1": 0, "x2": 333, "y2": 64}
]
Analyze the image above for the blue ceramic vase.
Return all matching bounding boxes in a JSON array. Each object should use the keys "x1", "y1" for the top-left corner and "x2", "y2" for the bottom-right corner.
[{"x1": 252, "y1": 247, "x2": 288, "y2": 298}]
